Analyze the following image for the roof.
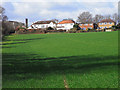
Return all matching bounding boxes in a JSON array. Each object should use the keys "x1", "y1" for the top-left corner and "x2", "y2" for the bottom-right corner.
[
  {"x1": 33, "y1": 20, "x2": 56, "y2": 24},
  {"x1": 8, "y1": 21, "x2": 24, "y2": 24},
  {"x1": 79, "y1": 23, "x2": 93, "y2": 24},
  {"x1": 58, "y1": 20, "x2": 75, "y2": 24},
  {"x1": 4, "y1": 21, "x2": 25, "y2": 25},
  {"x1": 56, "y1": 26, "x2": 65, "y2": 28},
  {"x1": 99, "y1": 19, "x2": 115, "y2": 23}
]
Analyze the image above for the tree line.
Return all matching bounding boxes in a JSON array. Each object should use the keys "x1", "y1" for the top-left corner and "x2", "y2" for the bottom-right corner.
[
  {"x1": 77, "y1": 12, "x2": 118, "y2": 24},
  {"x1": 0, "y1": 6, "x2": 24, "y2": 39}
]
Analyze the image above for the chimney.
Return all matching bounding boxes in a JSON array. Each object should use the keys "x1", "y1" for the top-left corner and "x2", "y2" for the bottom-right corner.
[{"x1": 25, "y1": 18, "x2": 28, "y2": 28}]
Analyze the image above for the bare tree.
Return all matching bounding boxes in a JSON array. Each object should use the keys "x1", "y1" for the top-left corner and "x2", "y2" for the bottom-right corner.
[
  {"x1": 0, "y1": 6, "x2": 10, "y2": 38},
  {"x1": 104, "y1": 14, "x2": 111, "y2": 19},
  {"x1": 93, "y1": 14, "x2": 104, "y2": 23},
  {"x1": 112, "y1": 13, "x2": 118, "y2": 23},
  {"x1": 0, "y1": 6, "x2": 8, "y2": 38},
  {"x1": 77, "y1": 12, "x2": 93, "y2": 23},
  {"x1": 0, "y1": 6, "x2": 8, "y2": 21}
]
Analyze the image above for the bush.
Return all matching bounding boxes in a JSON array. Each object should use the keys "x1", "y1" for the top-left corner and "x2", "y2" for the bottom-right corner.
[
  {"x1": 68, "y1": 30, "x2": 76, "y2": 33},
  {"x1": 73, "y1": 24, "x2": 81, "y2": 30},
  {"x1": 70, "y1": 27, "x2": 77, "y2": 31},
  {"x1": 112, "y1": 25, "x2": 117, "y2": 29},
  {"x1": 47, "y1": 27, "x2": 54, "y2": 30},
  {"x1": 87, "y1": 29, "x2": 97, "y2": 32}
]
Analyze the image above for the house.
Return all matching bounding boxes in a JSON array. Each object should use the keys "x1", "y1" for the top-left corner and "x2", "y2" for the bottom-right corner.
[
  {"x1": 8, "y1": 21, "x2": 25, "y2": 28},
  {"x1": 28, "y1": 20, "x2": 58, "y2": 29},
  {"x1": 98, "y1": 19, "x2": 115, "y2": 29},
  {"x1": 2, "y1": 21, "x2": 25, "y2": 34},
  {"x1": 56, "y1": 19, "x2": 75, "y2": 31},
  {"x1": 79, "y1": 23, "x2": 93, "y2": 30},
  {"x1": 5, "y1": 21, "x2": 25, "y2": 31}
]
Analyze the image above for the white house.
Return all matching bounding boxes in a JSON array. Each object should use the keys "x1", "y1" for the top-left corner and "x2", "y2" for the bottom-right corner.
[
  {"x1": 28, "y1": 20, "x2": 58, "y2": 29},
  {"x1": 56, "y1": 19, "x2": 75, "y2": 31}
]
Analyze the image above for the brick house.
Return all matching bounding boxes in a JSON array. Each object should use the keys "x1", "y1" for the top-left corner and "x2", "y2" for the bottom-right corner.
[
  {"x1": 79, "y1": 23, "x2": 94, "y2": 30},
  {"x1": 98, "y1": 19, "x2": 115, "y2": 29}
]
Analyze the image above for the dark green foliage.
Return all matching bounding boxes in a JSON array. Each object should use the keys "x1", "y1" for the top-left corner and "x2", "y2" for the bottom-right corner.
[
  {"x1": 47, "y1": 27, "x2": 54, "y2": 30},
  {"x1": 93, "y1": 23, "x2": 98, "y2": 30},
  {"x1": 73, "y1": 24, "x2": 81, "y2": 30}
]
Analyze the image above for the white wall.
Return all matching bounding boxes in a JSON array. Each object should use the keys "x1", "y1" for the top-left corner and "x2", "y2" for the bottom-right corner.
[
  {"x1": 57, "y1": 23, "x2": 74, "y2": 31},
  {"x1": 31, "y1": 22, "x2": 56, "y2": 29}
]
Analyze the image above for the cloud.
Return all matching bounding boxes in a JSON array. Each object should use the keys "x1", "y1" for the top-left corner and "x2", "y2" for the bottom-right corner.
[
  {"x1": 11, "y1": 2, "x2": 53, "y2": 17},
  {"x1": 2, "y1": 1, "x2": 118, "y2": 25},
  {"x1": 2, "y1": 0, "x2": 120, "y2": 2}
]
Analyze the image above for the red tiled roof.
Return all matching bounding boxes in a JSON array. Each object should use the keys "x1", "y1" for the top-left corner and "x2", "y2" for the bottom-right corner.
[
  {"x1": 99, "y1": 19, "x2": 115, "y2": 23},
  {"x1": 58, "y1": 20, "x2": 75, "y2": 24}
]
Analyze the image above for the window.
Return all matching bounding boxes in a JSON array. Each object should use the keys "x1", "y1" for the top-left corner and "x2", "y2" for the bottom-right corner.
[
  {"x1": 83, "y1": 28, "x2": 86, "y2": 30},
  {"x1": 89, "y1": 27, "x2": 92, "y2": 29},
  {"x1": 100, "y1": 23, "x2": 102, "y2": 25},
  {"x1": 104, "y1": 22, "x2": 107, "y2": 24},
  {"x1": 85, "y1": 24, "x2": 88, "y2": 25},
  {"x1": 90, "y1": 24, "x2": 93, "y2": 25},
  {"x1": 80, "y1": 24, "x2": 82, "y2": 26},
  {"x1": 41, "y1": 25, "x2": 44, "y2": 28},
  {"x1": 34, "y1": 25, "x2": 37, "y2": 28},
  {"x1": 109, "y1": 22, "x2": 112, "y2": 24}
]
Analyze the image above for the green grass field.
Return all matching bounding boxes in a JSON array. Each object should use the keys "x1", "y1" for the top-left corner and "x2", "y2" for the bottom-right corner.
[{"x1": 2, "y1": 31, "x2": 118, "y2": 88}]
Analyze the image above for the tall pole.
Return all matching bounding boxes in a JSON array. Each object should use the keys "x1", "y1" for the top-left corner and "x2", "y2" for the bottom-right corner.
[{"x1": 25, "y1": 18, "x2": 28, "y2": 28}]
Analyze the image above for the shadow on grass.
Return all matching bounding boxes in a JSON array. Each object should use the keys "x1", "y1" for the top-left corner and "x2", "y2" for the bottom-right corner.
[
  {"x1": 2, "y1": 46, "x2": 17, "y2": 48},
  {"x1": 3, "y1": 53, "x2": 118, "y2": 79},
  {"x1": 2, "y1": 41, "x2": 27, "y2": 45},
  {"x1": 11, "y1": 37, "x2": 44, "y2": 41},
  {"x1": 1, "y1": 37, "x2": 44, "y2": 45}
]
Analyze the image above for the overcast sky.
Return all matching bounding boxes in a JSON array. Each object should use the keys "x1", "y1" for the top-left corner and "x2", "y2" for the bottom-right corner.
[{"x1": 1, "y1": 0, "x2": 119, "y2": 26}]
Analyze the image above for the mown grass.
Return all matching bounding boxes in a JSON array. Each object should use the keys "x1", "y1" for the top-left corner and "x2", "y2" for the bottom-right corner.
[{"x1": 2, "y1": 31, "x2": 118, "y2": 88}]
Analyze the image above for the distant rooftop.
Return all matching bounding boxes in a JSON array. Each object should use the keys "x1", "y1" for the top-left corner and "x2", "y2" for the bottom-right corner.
[
  {"x1": 33, "y1": 20, "x2": 56, "y2": 24},
  {"x1": 99, "y1": 19, "x2": 115, "y2": 23},
  {"x1": 58, "y1": 20, "x2": 75, "y2": 24}
]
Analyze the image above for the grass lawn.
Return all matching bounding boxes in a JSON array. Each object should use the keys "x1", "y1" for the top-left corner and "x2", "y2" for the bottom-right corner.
[{"x1": 2, "y1": 31, "x2": 118, "y2": 88}]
